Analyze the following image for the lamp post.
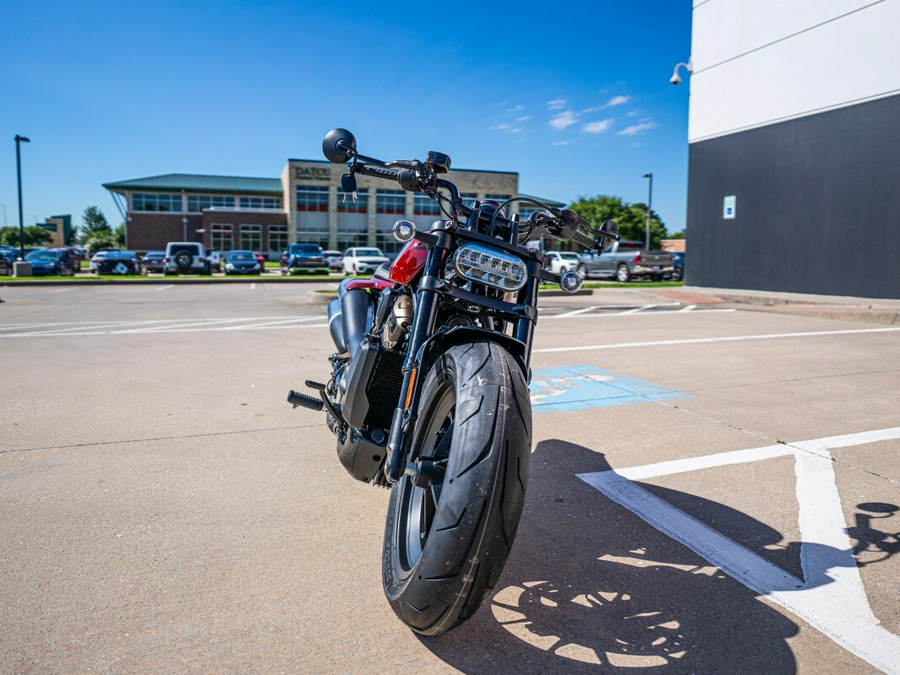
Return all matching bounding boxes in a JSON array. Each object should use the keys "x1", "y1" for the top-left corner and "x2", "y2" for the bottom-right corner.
[
  {"x1": 642, "y1": 172, "x2": 653, "y2": 249},
  {"x1": 15, "y1": 135, "x2": 31, "y2": 260},
  {"x1": 0, "y1": 203, "x2": 7, "y2": 227}
]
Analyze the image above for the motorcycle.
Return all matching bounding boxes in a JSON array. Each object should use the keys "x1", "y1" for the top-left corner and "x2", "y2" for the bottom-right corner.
[{"x1": 288, "y1": 129, "x2": 619, "y2": 635}]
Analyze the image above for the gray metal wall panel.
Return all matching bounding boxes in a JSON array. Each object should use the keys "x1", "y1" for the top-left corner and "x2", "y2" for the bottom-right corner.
[{"x1": 686, "y1": 93, "x2": 900, "y2": 299}]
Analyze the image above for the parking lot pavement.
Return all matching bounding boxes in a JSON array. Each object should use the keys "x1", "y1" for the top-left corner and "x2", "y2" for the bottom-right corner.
[{"x1": 1, "y1": 285, "x2": 898, "y2": 672}]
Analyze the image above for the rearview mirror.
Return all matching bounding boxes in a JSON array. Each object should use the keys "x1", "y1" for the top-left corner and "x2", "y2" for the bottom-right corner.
[
  {"x1": 322, "y1": 128, "x2": 357, "y2": 163},
  {"x1": 599, "y1": 219, "x2": 618, "y2": 252}
]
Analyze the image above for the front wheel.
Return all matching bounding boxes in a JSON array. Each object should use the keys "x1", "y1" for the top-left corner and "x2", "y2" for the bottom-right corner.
[
  {"x1": 616, "y1": 264, "x2": 631, "y2": 283},
  {"x1": 382, "y1": 340, "x2": 532, "y2": 635}
]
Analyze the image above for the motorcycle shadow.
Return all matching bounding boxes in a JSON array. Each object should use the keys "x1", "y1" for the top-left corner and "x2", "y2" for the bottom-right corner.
[{"x1": 418, "y1": 439, "x2": 804, "y2": 672}]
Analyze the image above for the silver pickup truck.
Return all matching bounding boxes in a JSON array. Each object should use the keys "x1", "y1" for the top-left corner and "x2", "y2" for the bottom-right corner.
[{"x1": 576, "y1": 241, "x2": 674, "y2": 282}]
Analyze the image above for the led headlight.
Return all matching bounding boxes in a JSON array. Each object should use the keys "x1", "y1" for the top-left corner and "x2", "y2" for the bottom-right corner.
[
  {"x1": 453, "y1": 243, "x2": 527, "y2": 291},
  {"x1": 393, "y1": 219, "x2": 417, "y2": 243}
]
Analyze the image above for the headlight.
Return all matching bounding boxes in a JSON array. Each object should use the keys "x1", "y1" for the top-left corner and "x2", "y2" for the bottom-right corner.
[{"x1": 453, "y1": 243, "x2": 527, "y2": 291}]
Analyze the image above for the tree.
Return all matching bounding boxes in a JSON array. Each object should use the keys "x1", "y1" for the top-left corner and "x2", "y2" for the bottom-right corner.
[
  {"x1": 0, "y1": 225, "x2": 53, "y2": 248},
  {"x1": 567, "y1": 195, "x2": 668, "y2": 249},
  {"x1": 80, "y1": 206, "x2": 115, "y2": 251}
]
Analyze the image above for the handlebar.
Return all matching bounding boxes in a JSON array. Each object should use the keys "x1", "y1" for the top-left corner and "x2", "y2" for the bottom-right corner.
[{"x1": 322, "y1": 128, "x2": 619, "y2": 253}]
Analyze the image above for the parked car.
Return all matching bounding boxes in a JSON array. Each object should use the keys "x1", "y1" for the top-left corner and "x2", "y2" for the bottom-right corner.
[
  {"x1": 323, "y1": 249, "x2": 343, "y2": 273},
  {"x1": 224, "y1": 249, "x2": 262, "y2": 275},
  {"x1": 544, "y1": 251, "x2": 582, "y2": 274},
  {"x1": 24, "y1": 248, "x2": 77, "y2": 276},
  {"x1": 576, "y1": 240, "x2": 674, "y2": 282},
  {"x1": 668, "y1": 251, "x2": 685, "y2": 281},
  {"x1": 140, "y1": 251, "x2": 167, "y2": 274},
  {"x1": 164, "y1": 242, "x2": 210, "y2": 275},
  {"x1": 280, "y1": 243, "x2": 329, "y2": 275},
  {"x1": 208, "y1": 250, "x2": 223, "y2": 273},
  {"x1": 94, "y1": 250, "x2": 140, "y2": 275},
  {"x1": 0, "y1": 250, "x2": 15, "y2": 275},
  {"x1": 342, "y1": 246, "x2": 389, "y2": 275}
]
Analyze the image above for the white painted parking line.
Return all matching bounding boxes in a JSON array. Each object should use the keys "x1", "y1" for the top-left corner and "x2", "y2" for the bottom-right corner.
[
  {"x1": 250, "y1": 283, "x2": 256, "y2": 290},
  {"x1": 0, "y1": 316, "x2": 327, "y2": 337},
  {"x1": 578, "y1": 427, "x2": 900, "y2": 674},
  {"x1": 536, "y1": 326, "x2": 900, "y2": 353},
  {"x1": 154, "y1": 284, "x2": 174, "y2": 291},
  {"x1": 553, "y1": 306, "x2": 599, "y2": 319},
  {"x1": 48, "y1": 287, "x2": 73, "y2": 293}
]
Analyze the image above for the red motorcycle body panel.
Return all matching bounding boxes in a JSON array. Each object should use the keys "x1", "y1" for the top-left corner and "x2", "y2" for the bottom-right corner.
[
  {"x1": 389, "y1": 240, "x2": 429, "y2": 285},
  {"x1": 344, "y1": 277, "x2": 394, "y2": 292}
]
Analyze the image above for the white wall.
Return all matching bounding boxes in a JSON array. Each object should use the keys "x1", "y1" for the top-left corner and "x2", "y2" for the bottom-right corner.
[{"x1": 688, "y1": 0, "x2": 900, "y2": 142}]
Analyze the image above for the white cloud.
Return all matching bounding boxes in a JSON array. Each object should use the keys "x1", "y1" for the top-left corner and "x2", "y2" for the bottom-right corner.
[
  {"x1": 547, "y1": 98, "x2": 566, "y2": 110},
  {"x1": 605, "y1": 95, "x2": 630, "y2": 107},
  {"x1": 516, "y1": 115, "x2": 532, "y2": 122},
  {"x1": 508, "y1": 104, "x2": 525, "y2": 113},
  {"x1": 552, "y1": 140, "x2": 571, "y2": 146},
  {"x1": 583, "y1": 118, "x2": 614, "y2": 134},
  {"x1": 490, "y1": 123, "x2": 511, "y2": 131},
  {"x1": 617, "y1": 121, "x2": 656, "y2": 136},
  {"x1": 549, "y1": 111, "x2": 577, "y2": 130}
]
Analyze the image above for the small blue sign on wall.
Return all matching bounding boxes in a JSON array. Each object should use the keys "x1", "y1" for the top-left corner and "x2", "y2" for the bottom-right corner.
[{"x1": 530, "y1": 365, "x2": 691, "y2": 414}]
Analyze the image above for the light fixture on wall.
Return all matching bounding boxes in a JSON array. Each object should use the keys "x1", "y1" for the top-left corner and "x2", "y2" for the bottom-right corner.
[{"x1": 670, "y1": 59, "x2": 693, "y2": 85}]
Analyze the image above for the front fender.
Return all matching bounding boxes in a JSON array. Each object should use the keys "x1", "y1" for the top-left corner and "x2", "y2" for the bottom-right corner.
[{"x1": 417, "y1": 326, "x2": 527, "y2": 380}]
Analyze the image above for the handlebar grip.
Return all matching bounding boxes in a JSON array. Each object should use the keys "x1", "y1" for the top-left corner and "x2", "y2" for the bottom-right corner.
[
  {"x1": 572, "y1": 230, "x2": 598, "y2": 250},
  {"x1": 354, "y1": 164, "x2": 402, "y2": 182}
]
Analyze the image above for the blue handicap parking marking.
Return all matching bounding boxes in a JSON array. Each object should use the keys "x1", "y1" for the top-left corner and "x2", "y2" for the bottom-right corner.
[{"x1": 530, "y1": 365, "x2": 691, "y2": 414}]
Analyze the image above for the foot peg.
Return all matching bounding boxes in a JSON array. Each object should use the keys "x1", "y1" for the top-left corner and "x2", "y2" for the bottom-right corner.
[
  {"x1": 287, "y1": 389, "x2": 325, "y2": 411},
  {"x1": 305, "y1": 379, "x2": 327, "y2": 391}
]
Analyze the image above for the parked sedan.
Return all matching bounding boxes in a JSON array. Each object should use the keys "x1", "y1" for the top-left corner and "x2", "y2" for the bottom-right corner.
[
  {"x1": 224, "y1": 250, "x2": 262, "y2": 275},
  {"x1": 0, "y1": 250, "x2": 15, "y2": 275},
  {"x1": 24, "y1": 248, "x2": 77, "y2": 276},
  {"x1": 140, "y1": 251, "x2": 167, "y2": 274},
  {"x1": 94, "y1": 250, "x2": 140, "y2": 275},
  {"x1": 323, "y1": 249, "x2": 343, "y2": 273}
]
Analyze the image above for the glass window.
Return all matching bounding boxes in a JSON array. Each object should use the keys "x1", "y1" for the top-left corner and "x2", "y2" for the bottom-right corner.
[
  {"x1": 268, "y1": 225, "x2": 287, "y2": 253},
  {"x1": 132, "y1": 193, "x2": 182, "y2": 212},
  {"x1": 240, "y1": 224, "x2": 262, "y2": 251},
  {"x1": 376, "y1": 190, "x2": 405, "y2": 215},
  {"x1": 414, "y1": 193, "x2": 441, "y2": 216},
  {"x1": 337, "y1": 188, "x2": 369, "y2": 213},
  {"x1": 296, "y1": 186, "x2": 329, "y2": 212},
  {"x1": 240, "y1": 196, "x2": 283, "y2": 210},
  {"x1": 211, "y1": 223, "x2": 233, "y2": 251},
  {"x1": 485, "y1": 194, "x2": 512, "y2": 204},
  {"x1": 187, "y1": 195, "x2": 235, "y2": 212}
]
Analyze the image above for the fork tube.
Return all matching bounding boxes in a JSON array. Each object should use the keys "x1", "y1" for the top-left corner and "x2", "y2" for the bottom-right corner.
[
  {"x1": 514, "y1": 260, "x2": 541, "y2": 369},
  {"x1": 385, "y1": 225, "x2": 451, "y2": 482}
]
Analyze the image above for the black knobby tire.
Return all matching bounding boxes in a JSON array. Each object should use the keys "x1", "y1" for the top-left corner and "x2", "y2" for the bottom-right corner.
[{"x1": 382, "y1": 340, "x2": 532, "y2": 635}]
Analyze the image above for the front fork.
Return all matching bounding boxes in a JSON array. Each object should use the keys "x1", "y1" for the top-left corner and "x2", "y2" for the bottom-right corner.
[{"x1": 384, "y1": 225, "x2": 451, "y2": 483}]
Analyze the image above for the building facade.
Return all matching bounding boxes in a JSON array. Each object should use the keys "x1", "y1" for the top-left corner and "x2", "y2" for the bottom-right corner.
[
  {"x1": 106, "y1": 159, "x2": 532, "y2": 258},
  {"x1": 686, "y1": 0, "x2": 900, "y2": 298}
]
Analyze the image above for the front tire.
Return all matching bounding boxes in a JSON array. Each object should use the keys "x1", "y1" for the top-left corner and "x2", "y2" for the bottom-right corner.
[
  {"x1": 382, "y1": 341, "x2": 532, "y2": 635},
  {"x1": 616, "y1": 264, "x2": 631, "y2": 283}
]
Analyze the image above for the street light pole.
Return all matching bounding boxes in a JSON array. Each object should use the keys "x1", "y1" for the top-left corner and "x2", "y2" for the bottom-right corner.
[
  {"x1": 15, "y1": 135, "x2": 31, "y2": 260},
  {"x1": 642, "y1": 172, "x2": 653, "y2": 249}
]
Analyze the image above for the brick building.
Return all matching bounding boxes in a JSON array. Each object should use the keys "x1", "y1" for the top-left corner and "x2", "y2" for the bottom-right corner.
[{"x1": 105, "y1": 159, "x2": 561, "y2": 258}]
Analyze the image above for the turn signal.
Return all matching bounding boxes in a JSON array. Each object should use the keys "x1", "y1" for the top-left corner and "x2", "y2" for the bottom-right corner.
[
  {"x1": 393, "y1": 219, "x2": 417, "y2": 243},
  {"x1": 559, "y1": 270, "x2": 583, "y2": 294}
]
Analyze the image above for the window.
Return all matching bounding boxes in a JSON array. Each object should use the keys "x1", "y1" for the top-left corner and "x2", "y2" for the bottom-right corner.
[
  {"x1": 337, "y1": 188, "x2": 369, "y2": 213},
  {"x1": 211, "y1": 223, "x2": 233, "y2": 251},
  {"x1": 268, "y1": 225, "x2": 287, "y2": 253},
  {"x1": 485, "y1": 194, "x2": 512, "y2": 204},
  {"x1": 187, "y1": 195, "x2": 235, "y2": 212},
  {"x1": 240, "y1": 224, "x2": 262, "y2": 251},
  {"x1": 414, "y1": 193, "x2": 441, "y2": 216},
  {"x1": 240, "y1": 196, "x2": 282, "y2": 210},
  {"x1": 132, "y1": 193, "x2": 182, "y2": 212},
  {"x1": 296, "y1": 186, "x2": 329, "y2": 212},
  {"x1": 376, "y1": 190, "x2": 405, "y2": 215}
]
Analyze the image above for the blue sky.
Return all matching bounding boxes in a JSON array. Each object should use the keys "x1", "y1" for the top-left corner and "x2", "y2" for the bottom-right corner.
[{"x1": 0, "y1": 0, "x2": 692, "y2": 236}]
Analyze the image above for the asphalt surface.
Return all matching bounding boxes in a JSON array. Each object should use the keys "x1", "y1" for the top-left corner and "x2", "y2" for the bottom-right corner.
[{"x1": 1, "y1": 282, "x2": 898, "y2": 673}]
